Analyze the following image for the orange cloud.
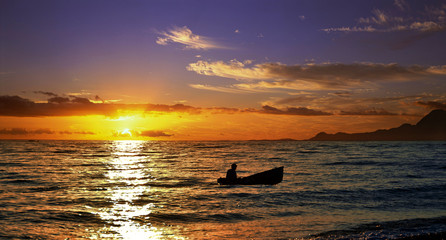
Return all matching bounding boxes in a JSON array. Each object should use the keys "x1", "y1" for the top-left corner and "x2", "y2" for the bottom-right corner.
[
  {"x1": 156, "y1": 26, "x2": 228, "y2": 50},
  {"x1": 187, "y1": 60, "x2": 446, "y2": 91}
]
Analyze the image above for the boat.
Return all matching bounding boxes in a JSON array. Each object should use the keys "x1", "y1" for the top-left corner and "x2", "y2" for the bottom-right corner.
[{"x1": 217, "y1": 166, "x2": 283, "y2": 185}]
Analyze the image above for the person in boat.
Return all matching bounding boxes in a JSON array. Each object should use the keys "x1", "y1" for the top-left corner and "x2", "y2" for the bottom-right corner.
[{"x1": 226, "y1": 163, "x2": 238, "y2": 183}]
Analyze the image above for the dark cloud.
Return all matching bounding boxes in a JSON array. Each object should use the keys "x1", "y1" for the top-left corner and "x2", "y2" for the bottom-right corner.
[
  {"x1": 139, "y1": 130, "x2": 173, "y2": 137},
  {"x1": 146, "y1": 103, "x2": 201, "y2": 114},
  {"x1": 416, "y1": 101, "x2": 446, "y2": 110},
  {"x1": 0, "y1": 95, "x2": 119, "y2": 116},
  {"x1": 59, "y1": 130, "x2": 95, "y2": 135},
  {"x1": 48, "y1": 96, "x2": 70, "y2": 104},
  {"x1": 0, "y1": 128, "x2": 54, "y2": 135},
  {"x1": 0, "y1": 95, "x2": 37, "y2": 116},
  {"x1": 48, "y1": 96, "x2": 92, "y2": 104},
  {"x1": 261, "y1": 105, "x2": 332, "y2": 116},
  {"x1": 0, "y1": 95, "x2": 203, "y2": 117},
  {"x1": 0, "y1": 128, "x2": 95, "y2": 135},
  {"x1": 339, "y1": 109, "x2": 398, "y2": 115},
  {"x1": 2, "y1": 94, "x2": 437, "y2": 118},
  {"x1": 34, "y1": 91, "x2": 94, "y2": 105},
  {"x1": 95, "y1": 95, "x2": 104, "y2": 103},
  {"x1": 70, "y1": 96, "x2": 92, "y2": 104},
  {"x1": 274, "y1": 95, "x2": 318, "y2": 105},
  {"x1": 34, "y1": 91, "x2": 58, "y2": 97}
]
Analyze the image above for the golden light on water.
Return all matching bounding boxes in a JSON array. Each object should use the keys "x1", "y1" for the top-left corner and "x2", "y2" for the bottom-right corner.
[{"x1": 88, "y1": 140, "x2": 183, "y2": 239}]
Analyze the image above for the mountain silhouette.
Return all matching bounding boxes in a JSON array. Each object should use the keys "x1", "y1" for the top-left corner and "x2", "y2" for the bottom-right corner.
[{"x1": 309, "y1": 109, "x2": 446, "y2": 141}]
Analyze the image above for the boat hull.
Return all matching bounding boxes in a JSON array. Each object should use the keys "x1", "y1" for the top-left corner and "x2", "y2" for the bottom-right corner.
[{"x1": 217, "y1": 167, "x2": 283, "y2": 185}]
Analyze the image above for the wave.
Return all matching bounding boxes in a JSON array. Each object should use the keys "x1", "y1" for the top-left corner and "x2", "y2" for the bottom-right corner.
[
  {"x1": 53, "y1": 149, "x2": 78, "y2": 154},
  {"x1": 25, "y1": 186, "x2": 63, "y2": 193},
  {"x1": 310, "y1": 216, "x2": 446, "y2": 240},
  {"x1": 321, "y1": 160, "x2": 398, "y2": 166},
  {"x1": 43, "y1": 210, "x2": 105, "y2": 224},
  {"x1": 193, "y1": 144, "x2": 231, "y2": 149},
  {"x1": 146, "y1": 211, "x2": 257, "y2": 223},
  {"x1": 1, "y1": 179, "x2": 41, "y2": 185},
  {"x1": 0, "y1": 162, "x2": 28, "y2": 167},
  {"x1": 148, "y1": 179, "x2": 204, "y2": 188},
  {"x1": 82, "y1": 154, "x2": 111, "y2": 158},
  {"x1": 298, "y1": 150, "x2": 320, "y2": 154}
]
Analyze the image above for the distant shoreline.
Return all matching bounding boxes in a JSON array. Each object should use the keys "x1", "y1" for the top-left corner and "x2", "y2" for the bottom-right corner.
[{"x1": 308, "y1": 109, "x2": 446, "y2": 141}]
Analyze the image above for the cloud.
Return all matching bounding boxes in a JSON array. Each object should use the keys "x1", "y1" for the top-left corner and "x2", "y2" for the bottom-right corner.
[
  {"x1": 339, "y1": 109, "x2": 398, "y2": 116},
  {"x1": 416, "y1": 101, "x2": 446, "y2": 110},
  {"x1": 0, "y1": 95, "x2": 106, "y2": 117},
  {"x1": 0, "y1": 128, "x2": 54, "y2": 135},
  {"x1": 112, "y1": 129, "x2": 173, "y2": 138},
  {"x1": 156, "y1": 26, "x2": 227, "y2": 50},
  {"x1": 35, "y1": 91, "x2": 94, "y2": 104},
  {"x1": 2, "y1": 93, "x2": 442, "y2": 119},
  {"x1": 394, "y1": 0, "x2": 409, "y2": 11},
  {"x1": 145, "y1": 103, "x2": 201, "y2": 114},
  {"x1": 322, "y1": 26, "x2": 378, "y2": 33},
  {"x1": 0, "y1": 95, "x2": 37, "y2": 116},
  {"x1": 94, "y1": 95, "x2": 104, "y2": 103},
  {"x1": 187, "y1": 60, "x2": 446, "y2": 91},
  {"x1": 358, "y1": 9, "x2": 395, "y2": 25},
  {"x1": 323, "y1": 2, "x2": 446, "y2": 33},
  {"x1": 261, "y1": 92, "x2": 444, "y2": 117},
  {"x1": 261, "y1": 105, "x2": 332, "y2": 116},
  {"x1": 34, "y1": 91, "x2": 58, "y2": 97},
  {"x1": 187, "y1": 59, "x2": 269, "y2": 81},
  {"x1": 70, "y1": 96, "x2": 92, "y2": 104},
  {"x1": 139, "y1": 130, "x2": 173, "y2": 137},
  {"x1": 59, "y1": 130, "x2": 95, "y2": 135},
  {"x1": 189, "y1": 84, "x2": 266, "y2": 93},
  {"x1": 48, "y1": 96, "x2": 70, "y2": 104},
  {"x1": 0, "y1": 95, "x2": 205, "y2": 117}
]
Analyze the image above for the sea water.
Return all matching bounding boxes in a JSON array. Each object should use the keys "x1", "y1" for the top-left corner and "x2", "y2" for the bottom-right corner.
[{"x1": 0, "y1": 140, "x2": 445, "y2": 239}]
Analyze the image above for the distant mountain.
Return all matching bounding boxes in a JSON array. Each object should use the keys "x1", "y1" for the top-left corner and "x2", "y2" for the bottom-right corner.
[{"x1": 308, "y1": 109, "x2": 446, "y2": 141}]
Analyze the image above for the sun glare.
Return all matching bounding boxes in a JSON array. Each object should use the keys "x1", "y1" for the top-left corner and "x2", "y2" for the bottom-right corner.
[{"x1": 121, "y1": 128, "x2": 132, "y2": 137}]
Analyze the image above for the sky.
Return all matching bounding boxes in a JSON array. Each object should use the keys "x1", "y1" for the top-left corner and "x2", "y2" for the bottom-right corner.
[{"x1": 1, "y1": 0, "x2": 446, "y2": 140}]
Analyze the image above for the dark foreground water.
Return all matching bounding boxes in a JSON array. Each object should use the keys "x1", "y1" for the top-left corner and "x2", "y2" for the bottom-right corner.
[{"x1": 0, "y1": 140, "x2": 445, "y2": 239}]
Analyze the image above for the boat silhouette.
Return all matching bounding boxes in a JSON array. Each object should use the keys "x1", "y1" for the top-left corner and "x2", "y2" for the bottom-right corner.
[{"x1": 218, "y1": 166, "x2": 283, "y2": 185}]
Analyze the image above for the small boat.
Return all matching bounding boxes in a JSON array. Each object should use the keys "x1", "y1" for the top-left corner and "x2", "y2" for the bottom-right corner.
[{"x1": 217, "y1": 166, "x2": 283, "y2": 185}]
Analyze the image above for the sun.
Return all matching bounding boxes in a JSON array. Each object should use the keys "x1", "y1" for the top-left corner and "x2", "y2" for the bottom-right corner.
[{"x1": 121, "y1": 128, "x2": 133, "y2": 137}]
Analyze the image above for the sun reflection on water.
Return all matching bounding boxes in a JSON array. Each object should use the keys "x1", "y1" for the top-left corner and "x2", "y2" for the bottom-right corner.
[{"x1": 89, "y1": 140, "x2": 179, "y2": 239}]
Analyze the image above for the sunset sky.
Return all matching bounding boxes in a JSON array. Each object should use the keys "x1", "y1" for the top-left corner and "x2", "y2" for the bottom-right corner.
[{"x1": 1, "y1": 0, "x2": 446, "y2": 140}]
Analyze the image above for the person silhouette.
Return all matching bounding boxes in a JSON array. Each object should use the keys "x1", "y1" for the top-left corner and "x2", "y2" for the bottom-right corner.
[{"x1": 226, "y1": 163, "x2": 238, "y2": 183}]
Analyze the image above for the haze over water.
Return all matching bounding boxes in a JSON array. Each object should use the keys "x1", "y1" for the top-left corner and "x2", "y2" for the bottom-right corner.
[{"x1": 1, "y1": 140, "x2": 445, "y2": 239}]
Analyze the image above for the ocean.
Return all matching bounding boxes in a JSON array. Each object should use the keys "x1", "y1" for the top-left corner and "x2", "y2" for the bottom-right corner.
[{"x1": 0, "y1": 140, "x2": 445, "y2": 239}]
